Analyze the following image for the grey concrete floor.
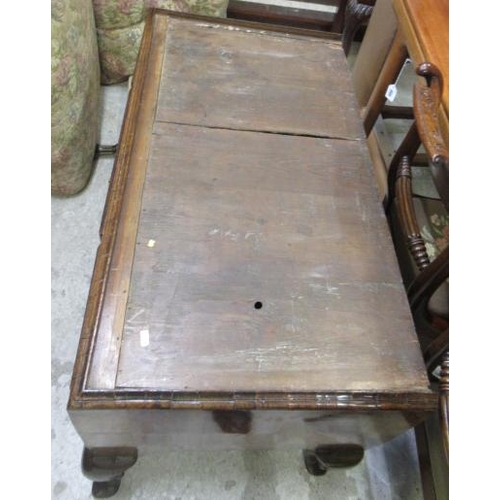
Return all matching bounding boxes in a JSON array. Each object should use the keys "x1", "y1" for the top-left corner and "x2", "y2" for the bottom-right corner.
[{"x1": 51, "y1": 42, "x2": 426, "y2": 499}]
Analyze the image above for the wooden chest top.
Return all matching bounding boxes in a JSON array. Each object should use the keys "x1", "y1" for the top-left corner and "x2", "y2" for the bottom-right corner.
[{"x1": 71, "y1": 10, "x2": 432, "y2": 408}]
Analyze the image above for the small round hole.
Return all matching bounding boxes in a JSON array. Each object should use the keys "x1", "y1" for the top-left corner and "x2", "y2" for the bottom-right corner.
[{"x1": 254, "y1": 301, "x2": 263, "y2": 310}]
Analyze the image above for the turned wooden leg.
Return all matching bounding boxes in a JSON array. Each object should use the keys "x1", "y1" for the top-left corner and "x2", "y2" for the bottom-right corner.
[
  {"x1": 342, "y1": 0, "x2": 374, "y2": 56},
  {"x1": 82, "y1": 447, "x2": 138, "y2": 498},
  {"x1": 303, "y1": 444, "x2": 364, "y2": 475}
]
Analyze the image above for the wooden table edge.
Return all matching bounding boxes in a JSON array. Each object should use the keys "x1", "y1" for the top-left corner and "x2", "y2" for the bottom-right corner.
[
  {"x1": 150, "y1": 7, "x2": 343, "y2": 41},
  {"x1": 68, "y1": 389, "x2": 438, "y2": 412}
]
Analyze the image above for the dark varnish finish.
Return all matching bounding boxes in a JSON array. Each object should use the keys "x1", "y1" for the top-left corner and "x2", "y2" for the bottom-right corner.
[{"x1": 68, "y1": 10, "x2": 437, "y2": 496}]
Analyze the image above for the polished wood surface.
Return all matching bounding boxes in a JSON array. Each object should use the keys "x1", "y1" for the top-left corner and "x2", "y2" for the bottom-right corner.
[
  {"x1": 69, "y1": 9, "x2": 436, "y2": 458},
  {"x1": 412, "y1": 62, "x2": 449, "y2": 210},
  {"x1": 393, "y1": 0, "x2": 449, "y2": 117},
  {"x1": 356, "y1": 0, "x2": 449, "y2": 118},
  {"x1": 361, "y1": 0, "x2": 449, "y2": 140},
  {"x1": 355, "y1": 0, "x2": 448, "y2": 204}
]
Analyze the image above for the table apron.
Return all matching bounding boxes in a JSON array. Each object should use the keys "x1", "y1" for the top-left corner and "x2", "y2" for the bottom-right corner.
[{"x1": 70, "y1": 407, "x2": 432, "y2": 450}]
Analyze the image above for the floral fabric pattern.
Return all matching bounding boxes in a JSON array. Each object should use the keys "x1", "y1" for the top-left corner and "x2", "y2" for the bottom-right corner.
[
  {"x1": 148, "y1": 0, "x2": 193, "y2": 11},
  {"x1": 52, "y1": 0, "x2": 100, "y2": 195},
  {"x1": 422, "y1": 210, "x2": 449, "y2": 317},
  {"x1": 173, "y1": 0, "x2": 228, "y2": 17},
  {"x1": 421, "y1": 212, "x2": 449, "y2": 261},
  {"x1": 93, "y1": 0, "x2": 228, "y2": 84},
  {"x1": 391, "y1": 197, "x2": 449, "y2": 317},
  {"x1": 97, "y1": 22, "x2": 146, "y2": 84},
  {"x1": 93, "y1": 0, "x2": 145, "y2": 29}
]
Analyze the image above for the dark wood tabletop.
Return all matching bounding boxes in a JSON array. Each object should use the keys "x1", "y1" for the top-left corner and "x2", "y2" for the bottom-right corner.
[
  {"x1": 72, "y1": 12, "x2": 428, "y2": 400},
  {"x1": 70, "y1": 9, "x2": 435, "y2": 439},
  {"x1": 67, "y1": 13, "x2": 437, "y2": 493}
]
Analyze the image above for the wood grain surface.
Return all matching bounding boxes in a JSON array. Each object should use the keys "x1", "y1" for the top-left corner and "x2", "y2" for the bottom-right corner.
[
  {"x1": 115, "y1": 122, "x2": 427, "y2": 392},
  {"x1": 84, "y1": 13, "x2": 171, "y2": 390},
  {"x1": 156, "y1": 17, "x2": 363, "y2": 139}
]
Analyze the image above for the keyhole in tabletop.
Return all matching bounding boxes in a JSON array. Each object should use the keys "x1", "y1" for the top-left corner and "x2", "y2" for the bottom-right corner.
[{"x1": 254, "y1": 301, "x2": 263, "y2": 310}]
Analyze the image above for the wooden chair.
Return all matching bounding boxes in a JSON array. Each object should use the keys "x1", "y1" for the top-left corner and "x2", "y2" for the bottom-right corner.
[
  {"x1": 386, "y1": 61, "x2": 449, "y2": 499},
  {"x1": 387, "y1": 62, "x2": 448, "y2": 352},
  {"x1": 226, "y1": 0, "x2": 374, "y2": 57}
]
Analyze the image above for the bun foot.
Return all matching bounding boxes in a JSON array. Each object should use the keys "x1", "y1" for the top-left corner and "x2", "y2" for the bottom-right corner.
[
  {"x1": 91, "y1": 477, "x2": 122, "y2": 498},
  {"x1": 82, "y1": 447, "x2": 138, "y2": 498},
  {"x1": 303, "y1": 444, "x2": 364, "y2": 475},
  {"x1": 303, "y1": 449, "x2": 328, "y2": 475}
]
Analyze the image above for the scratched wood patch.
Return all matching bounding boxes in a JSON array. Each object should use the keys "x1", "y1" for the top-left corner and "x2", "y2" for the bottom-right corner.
[
  {"x1": 115, "y1": 123, "x2": 428, "y2": 392},
  {"x1": 155, "y1": 17, "x2": 364, "y2": 140}
]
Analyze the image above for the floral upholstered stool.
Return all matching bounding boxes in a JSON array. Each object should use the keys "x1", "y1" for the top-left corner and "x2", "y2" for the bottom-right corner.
[
  {"x1": 51, "y1": 0, "x2": 100, "y2": 196},
  {"x1": 51, "y1": 0, "x2": 228, "y2": 195}
]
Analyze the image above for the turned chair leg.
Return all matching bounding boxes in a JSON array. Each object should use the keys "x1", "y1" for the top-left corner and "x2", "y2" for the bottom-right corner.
[
  {"x1": 303, "y1": 444, "x2": 364, "y2": 475},
  {"x1": 82, "y1": 447, "x2": 138, "y2": 498}
]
